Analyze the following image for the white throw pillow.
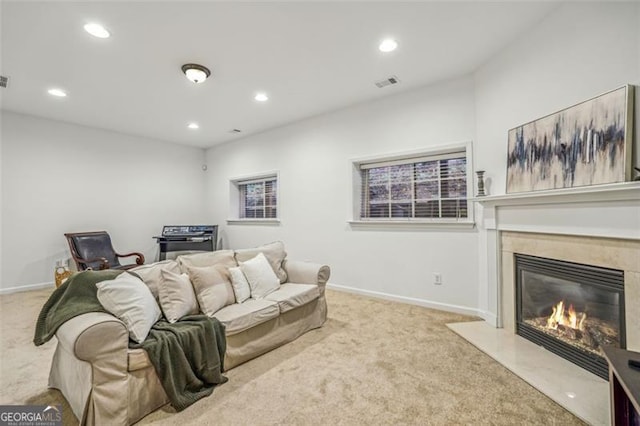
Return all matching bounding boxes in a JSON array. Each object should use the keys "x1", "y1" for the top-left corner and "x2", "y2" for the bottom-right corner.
[
  {"x1": 235, "y1": 241, "x2": 288, "y2": 283},
  {"x1": 228, "y1": 266, "x2": 251, "y2": 303},
  {"x1": 158, "y1": 270, "x2": 199, "y2": 323},
  {"x1": 240, "y1": 253, "x2": 280, "y2": 299},
  {"x1": 96, "y1": 272, "x2": 161, "y2": 343}
]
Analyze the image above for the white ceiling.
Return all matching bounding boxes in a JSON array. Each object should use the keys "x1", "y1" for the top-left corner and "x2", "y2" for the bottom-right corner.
[{"x1": 1, "y1": 1, "x2": 557, "y2": 148}]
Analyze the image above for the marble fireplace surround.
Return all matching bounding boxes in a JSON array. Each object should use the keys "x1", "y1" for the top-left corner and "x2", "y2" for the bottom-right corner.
[
  {"x1": 449, "y1": 182, "x2": 640, "y2": 424},
  {"x1": 477, "y1": 182, "x2": 640, "y2": 333},
  {"x1": 501, "y1": 231, "x2": 640, "y2": 351}
]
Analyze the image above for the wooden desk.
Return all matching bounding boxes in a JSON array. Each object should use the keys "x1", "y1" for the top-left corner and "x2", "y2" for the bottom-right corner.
[{"x1": 602, "y1": 346, "x2": 640, "y2": 425}]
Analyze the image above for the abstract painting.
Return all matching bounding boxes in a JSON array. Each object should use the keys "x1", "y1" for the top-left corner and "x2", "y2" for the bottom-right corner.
[{"x1": 506, "y1": 85, "x2": 634, "y2": 193}]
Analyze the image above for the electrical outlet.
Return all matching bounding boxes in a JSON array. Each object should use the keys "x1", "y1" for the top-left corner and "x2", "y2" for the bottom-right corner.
[{"x1": 434, "y1": 273, "x2": 442, "y2": 285}]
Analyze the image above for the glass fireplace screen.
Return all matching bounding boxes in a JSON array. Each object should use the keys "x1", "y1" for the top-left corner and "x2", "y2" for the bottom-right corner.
[{"x1": 515, "y1": 254, "x2": 625, "y2": 379}]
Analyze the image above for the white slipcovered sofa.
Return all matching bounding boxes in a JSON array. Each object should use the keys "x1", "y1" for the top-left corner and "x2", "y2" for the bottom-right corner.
[{"x1": 48, "y1": 242, "x2": 329, "y2": 425}]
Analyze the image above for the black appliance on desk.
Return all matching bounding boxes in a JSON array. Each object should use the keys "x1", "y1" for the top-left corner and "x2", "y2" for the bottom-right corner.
[{"x1": 153, "y1": 225, "x2": 217, "y2": 260}]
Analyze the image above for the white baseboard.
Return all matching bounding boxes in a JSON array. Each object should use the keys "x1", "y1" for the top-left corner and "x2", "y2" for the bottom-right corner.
[
  {"x1": 327, "y1": 283, "x2": 482, "y2": 318},
  {"x1": 477, "y1": 310, "x2": 498, "y2": 327},
  {"x1": 0, "y1": 281, "x2": 54, "y2": 295}
]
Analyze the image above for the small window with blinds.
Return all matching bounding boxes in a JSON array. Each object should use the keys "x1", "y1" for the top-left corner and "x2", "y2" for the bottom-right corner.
[
  {"x1": 237, "y1": 176, "x2": 278, "y2": 219},
  {"x1": 359, "y1": 151, "x2": 468, "y2": 220}
]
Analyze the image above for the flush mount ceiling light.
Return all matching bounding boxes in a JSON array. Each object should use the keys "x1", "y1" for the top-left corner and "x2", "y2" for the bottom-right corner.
[
  {"x1": 84, "y1": 23, "x2": 110, "y2": 39},
  {"x1": 47, "y1": 88, "x2": 67, "y2": 97},
  {"x1": 254, "y1": 92, "x2": 269, "y2": 102},
  {"x1": 182, "y1": 64, "x2": 211, "y2": 84},
  {"x1": 379, "y1": 38, "x2": 398, "y2": 53},
  {"x1": 187, "y1": 122, "x2": 199, "y2": 129}
]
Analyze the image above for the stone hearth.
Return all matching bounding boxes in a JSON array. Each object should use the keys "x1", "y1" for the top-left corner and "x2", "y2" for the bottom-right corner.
[{"x1": 458, "y1": 182, "x2": 640, "y2": 424}]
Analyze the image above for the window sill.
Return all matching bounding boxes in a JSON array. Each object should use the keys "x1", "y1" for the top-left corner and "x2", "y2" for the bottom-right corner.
[
  {"x1": 227, "y1": 219, "x2": 281, "y2": 226},
  {"x1": 347, "y1": 219, "x2": 475, "y2": 230}
]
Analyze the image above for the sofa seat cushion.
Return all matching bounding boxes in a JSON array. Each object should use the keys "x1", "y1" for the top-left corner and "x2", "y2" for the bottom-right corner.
[
  {"x1": 213, "y1": 299, "x2": 279, "y2": 336},
  {"x1": 264, "y1": 283, "x2": 320, "y2": 314},
  {"x1": 128, "y1": 348, "x2": 152, "y2": 372}
]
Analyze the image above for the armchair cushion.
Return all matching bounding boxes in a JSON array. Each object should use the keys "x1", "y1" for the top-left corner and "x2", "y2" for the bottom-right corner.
[
  {"x1": 72, "y1": 233, "x2": 120, "y2": 269},
  {"x1": 96, "y1": 272, "x2": 162, "y2": 343}
]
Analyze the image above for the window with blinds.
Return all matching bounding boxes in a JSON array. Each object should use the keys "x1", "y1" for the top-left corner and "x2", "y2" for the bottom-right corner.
[
  {"x1": 360, "y1": 151, "x2": 468, "y2": 220},
  {"x1": 238, "y1": 177, "x2": 278, "y2": 219}
]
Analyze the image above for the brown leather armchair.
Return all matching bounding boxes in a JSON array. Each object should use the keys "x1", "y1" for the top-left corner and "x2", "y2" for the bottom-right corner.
[{"x1": 64, "y1": 231, "x2": 145, "y2": 271}]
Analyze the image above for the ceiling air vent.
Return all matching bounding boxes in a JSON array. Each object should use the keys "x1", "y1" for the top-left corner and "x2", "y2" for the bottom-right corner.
[
  {"x1": 374, "y1": 75, "x2": 399, "y2": 89},
  {"x1": 0, "y1": 76, "x2": 8, "y2": 88}
]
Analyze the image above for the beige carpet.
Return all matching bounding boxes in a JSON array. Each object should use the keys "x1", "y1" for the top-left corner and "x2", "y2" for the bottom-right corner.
[{"x1": 0, "y1": 287, "x2": 585, "y2": 425}]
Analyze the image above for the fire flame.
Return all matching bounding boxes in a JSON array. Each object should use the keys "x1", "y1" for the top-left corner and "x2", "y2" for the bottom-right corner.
[{"x1": 546, "y1": 300, "x2": 586, "y2": 331}]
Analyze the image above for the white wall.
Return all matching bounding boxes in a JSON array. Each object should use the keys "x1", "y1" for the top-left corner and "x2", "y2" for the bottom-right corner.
[
  {"x1": 474, "y1": 2, "x2": 640, "y2": 322},
  {"x1": 474, "y1": 2, "x2": 639, "y2": 191},
  {"x1": 204, "y1": 3, "x2": 639, "y2": 318},
  {"x1": 205, "y1": 77, "x2": 481, "y2": 314},
  {"x1": 3, "y1": 2, "x2": 636, "y2": 317},
  {"x1": 1, "y1": 112, "x2": 207, "y2": 291}
]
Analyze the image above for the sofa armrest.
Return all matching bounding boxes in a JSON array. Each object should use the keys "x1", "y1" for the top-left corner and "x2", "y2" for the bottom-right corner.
[
  {"x1": 56, "y1": 312, "x2": 129, "y2": 364},
  {"x1": 55, "y1": 312, "x2": 130, "y2": 425},
  {"x1": 283, "y1": 259, "x2": 330, "y2": 289}
]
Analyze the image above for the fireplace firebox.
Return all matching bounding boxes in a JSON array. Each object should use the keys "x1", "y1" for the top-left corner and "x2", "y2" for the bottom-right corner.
[{"x1": 515, "y1": 254, "x2": 625, "y2": 380}]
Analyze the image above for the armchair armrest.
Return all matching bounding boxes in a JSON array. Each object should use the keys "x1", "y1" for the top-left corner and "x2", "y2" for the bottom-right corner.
[
  {"x1": 115, "y1": 251, "x2": 145, "y2": 265},
  {"x1": 283, "y1": 260, "x2": 330, "y2": 293},
  {"x1": 78, "y1": 256, "x2": 111, "y2": 270}
]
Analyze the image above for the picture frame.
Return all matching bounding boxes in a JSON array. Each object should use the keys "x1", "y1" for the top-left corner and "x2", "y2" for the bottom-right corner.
[{"x1": 506, "y1": 85, "x2": 634, "y2": 193}]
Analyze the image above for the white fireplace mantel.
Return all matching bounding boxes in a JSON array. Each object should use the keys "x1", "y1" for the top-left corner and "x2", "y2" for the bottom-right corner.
[
  {"x1": 473, "y1": 181, "x2": 640, "y2": 329},
  {"x1": 471, "y1": 181, "x2": 640, "y2": 208},
  {"x1": 474, "y1": 182, "x2": 640, "y2": 242},
  {"x1": 464, "y1": 181, "x2": 640, "y2": 424}
]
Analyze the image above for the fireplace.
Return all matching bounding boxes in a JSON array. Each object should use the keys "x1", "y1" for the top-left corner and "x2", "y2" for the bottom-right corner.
[{"x1": 515, "y1": 253, "x2": 625, "y2": 379}]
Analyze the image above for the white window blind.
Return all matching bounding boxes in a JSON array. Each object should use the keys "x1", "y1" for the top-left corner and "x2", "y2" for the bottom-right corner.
[
  {"x1": 360, "y1": 151, "x2": 468, "y2": 220},
  {"x1": 238, "y1": 177, "x2": 278, "y2": 219}
]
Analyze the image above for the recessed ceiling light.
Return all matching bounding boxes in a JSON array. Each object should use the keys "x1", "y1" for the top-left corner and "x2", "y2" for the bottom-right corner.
[
  {"x1": 379, "y1": 38, "x2": 398, "y2": 53},
  {"x1": 254, "y1": 93, "x2": 269, "y2": 102},
  {"x1": 47, "y1": 88, "x2": 67, "y2": 97},
  {"x1": 84, "y1": 23, "x2": 110, "y2": 39},
  {"x1": 187, "y1": 122, "x2": 199, "y2": 129}
]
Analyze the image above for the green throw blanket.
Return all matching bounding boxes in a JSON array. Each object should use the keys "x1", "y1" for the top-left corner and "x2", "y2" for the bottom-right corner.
[
  {"x1": 33, "y1": 270, "x2": 227, "y2": 411},
  {"x1": 34, "y1": 270, "x2": 121, "y2": 346},
  {"x1": 132, "y1": 316, "x2": 227, "y2": 411}
]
